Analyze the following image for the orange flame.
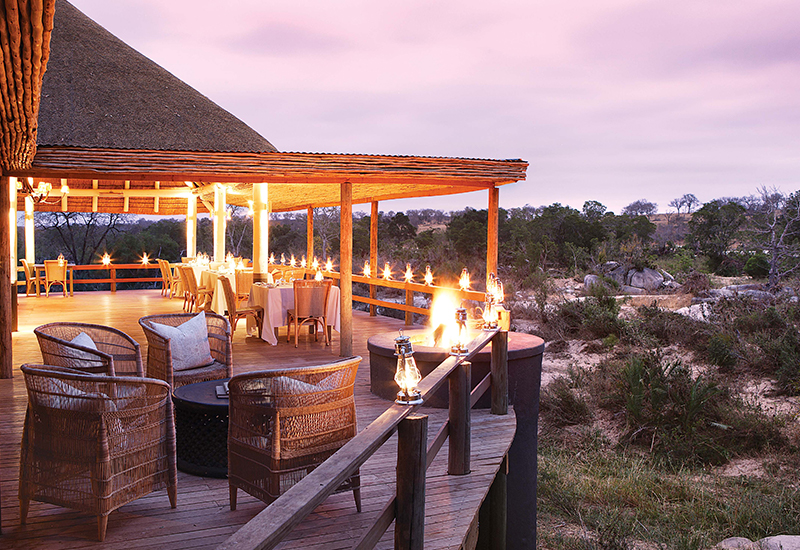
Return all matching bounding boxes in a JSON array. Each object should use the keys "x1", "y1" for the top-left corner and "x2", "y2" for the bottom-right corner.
[
  {"x1": 459, "y1": 268, "x2": 470, "y2": 291},
  {"x1": 301, "y1": 255, "x2": 307, "y2": 268},
  {"x1": 424, "y1": 265, "x2": 433, "y2": 286},
  {"x1": 312, "y1": 257, "x2": 319, "y2": 270},
  {"x1": 101, "y1": 253, "x2": 111, "y2": 266},
  {"x1": 315, "y1": 270, "x2": 323, "y2": 281},
  {"x1": 404, "y1": 263, "x2": 413, "y2": 283},
  {"x1": 382, "y1": 262, "x2": 392, "y2": 280},
  {"x1": 325, "y1": 257, "x2": 334, "y2": 272},
  {"x1": 363, "y1": 261, "x2": 370, "y2": 278}
]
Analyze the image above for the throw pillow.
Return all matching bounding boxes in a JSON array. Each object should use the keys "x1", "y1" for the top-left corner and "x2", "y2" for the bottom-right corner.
[{"x1": 150, "y1": 312, "x2": 214, "y2": 372}]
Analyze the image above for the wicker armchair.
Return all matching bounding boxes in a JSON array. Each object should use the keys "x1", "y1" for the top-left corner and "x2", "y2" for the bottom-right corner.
[
  {"x1": 34, "y1": 322, "x2": 145, "y2": 376},
  {"x1": 19, "y1": 364, "x2": 177, "y2": 541},
  {"x1": 287, "y1": 279, "x2": 332, "y2": 347},
  {"x1": 228, "y1": 356, "x2": 362, "y2": 512},
  {"x1": 139, "y1": 312, "x2": 232, "y2": 388}
]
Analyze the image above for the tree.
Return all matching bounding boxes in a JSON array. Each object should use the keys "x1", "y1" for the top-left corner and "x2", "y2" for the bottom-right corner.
[
  {"x1": 226, "y1": 205, "x2": 253, "y2": 257},
  {"x1": 669, "y1": 193, "x2": 699, "y2": 215},
  {"x1": 622, "y1": 199, "x2": 658, "y2": 217},
  {"x1": 686, "y1": 200, "x2": 746, "y2": 271},
  {"x1": 582, "y1": 200, "x2": 607, "y2": 222},
  {"x1": 744, "y1": 187, "x2": 800, "y2": 289},
  {"x1": 35, "y1": 211, "x2": 130, "y2": 264},
  {"x1": 313, "y1": 207, "x2": 340, "y2": 259}
]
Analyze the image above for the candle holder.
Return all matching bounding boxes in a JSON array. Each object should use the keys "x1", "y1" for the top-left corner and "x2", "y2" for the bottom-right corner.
[
  {"x1": 394, "y1": 331, "x2": 423, "y2": 405},
  {"x1": 450, "y1": 306, "x2": 469, "y2": 356}
]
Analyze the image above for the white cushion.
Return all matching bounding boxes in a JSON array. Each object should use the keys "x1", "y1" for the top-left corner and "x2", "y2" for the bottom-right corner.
[
  {"x1": 150, "y1": 312, "x2": 214, "y2": 372},
  {"x1": 59, "y1": 331, "x2": 101, "y2": 369}
]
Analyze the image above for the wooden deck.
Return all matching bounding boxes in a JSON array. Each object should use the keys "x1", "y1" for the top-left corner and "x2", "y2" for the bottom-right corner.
[{"x1": 0, "y1": 290, "x2": 515, "y2": 549}]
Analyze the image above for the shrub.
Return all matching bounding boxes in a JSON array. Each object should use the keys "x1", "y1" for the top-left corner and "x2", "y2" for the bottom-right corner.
[
  {"x1": 540, "y1": 376, "x2": 592, "y2": 427},
  {"x1": 707, "y1": 333, "x2": 738, "y2": 368},
  {"x1": 744, "y1": 254, "x2": 770, "y2": 279},
  {"x1": 682, "y1": 271, "x2": 710, "y2": 294}
]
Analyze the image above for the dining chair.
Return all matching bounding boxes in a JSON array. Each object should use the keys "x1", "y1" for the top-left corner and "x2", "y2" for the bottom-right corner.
[
  {"x1": 43, "y1": 259, "x2": 68, "y2": 297},
  {"x1": 20, "y1": 259, "x2": 40, "y2": 296},
  {"x1": 179, "y1": 265, "x2": 212, "y2": 312},
  {"x1": 219, "y1": 275, "x2": 263, "y2": 338},
  {"x1": 235, "y1": 270, "x2": 253, "y2": 307},
  {"x1": 19, "y1": 364, "x2": 176, "y2": 541},
  {"x1": 287, "y1": 279, "x2": 332, "y2": 347},
  {"x1": 157, "y1": 259, "x2": 177, "y2": 298},
  {"x1": 227, "y1": 356, "x2": 362, "y2": 512}
]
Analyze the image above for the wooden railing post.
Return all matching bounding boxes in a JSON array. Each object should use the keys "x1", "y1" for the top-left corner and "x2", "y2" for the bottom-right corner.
[
  {"x1": 110, "y1": 266, "x2": 116, "y2": 292},
  {"x1": 448, "y1": 360, "x2": 470, "y2": 475},
  {"x1": 491, "y1": 330, "x2": 508, "y2": 415},
  {"x1": 396, "y1": 413, "x2": 427, "y2": 550}
]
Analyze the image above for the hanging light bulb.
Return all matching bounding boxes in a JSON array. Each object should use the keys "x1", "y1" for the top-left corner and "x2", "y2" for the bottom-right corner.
[
  {"x1": 394, "y1": 330, "x2": 423, "y2": 405},
  {"x1": 424, "y1": 265, "x2": 433, "y2": 286}
]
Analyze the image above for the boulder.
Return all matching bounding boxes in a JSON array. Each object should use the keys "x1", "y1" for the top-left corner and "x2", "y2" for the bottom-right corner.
[
  {"x1": 676, "y1": 303, "x2": 712, "y2": 321},
  {"x1": 599, "y1": 261, "x2": 620, "y2": 273},
  {"x1": 659, "y1": 268, "x2": 675, "y2": 282},
  {"x1": 608, "y1": 266, "x2": 627, "y2": 286},
  {"x1": 583, "y1": 274, "x2": 603, "y2": 292},
  {"x1": 755, "y1": 535, "x2": 800, "y2": 550},
  {"x1": 628, "y1": 268, "x2": 664, "y2": 291},
  {"x1": 619, "y1": 284, "x2": 646, "y2": 295},
  {"x1": 739, "y1": 289, "x2": 773, "y2": 301},
  {"x1": 716, "y1": 537, "x2": 754, "y2": 549}
]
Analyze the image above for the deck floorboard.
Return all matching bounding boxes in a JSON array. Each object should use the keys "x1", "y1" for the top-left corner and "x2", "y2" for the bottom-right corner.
[{"x1": 0, "y1": 289, "x2": 515, "y2": 549}]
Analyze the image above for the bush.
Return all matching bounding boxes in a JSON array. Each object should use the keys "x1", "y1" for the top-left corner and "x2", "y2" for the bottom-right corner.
[
  {"x1": 540, "y1": 376, "x2": 592, "y2": 427},
  {"x1": 744, "y1": 254, "x2": 770, "y2": 279},
  {"x1": 707, "y1": 333, "x2": 738, "y2": 368},
  {"x1": 682, "y1": 271, "x2": 710, "y2": 294}
]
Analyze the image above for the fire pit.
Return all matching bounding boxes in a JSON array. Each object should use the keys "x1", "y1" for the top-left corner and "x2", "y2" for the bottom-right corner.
[{"x1": 367, "y1": 328, "x2": 544, "y2": 408}]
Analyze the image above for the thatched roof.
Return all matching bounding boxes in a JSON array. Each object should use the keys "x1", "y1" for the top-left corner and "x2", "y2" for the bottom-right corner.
[{"x1": 37, "y1": 0, "x2": 276, "y2": 153}]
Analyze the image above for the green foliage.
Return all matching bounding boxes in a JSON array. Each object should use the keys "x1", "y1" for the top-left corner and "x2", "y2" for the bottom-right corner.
[
  {"x1": 707, "y1": 333, "x2": 738, "y2": 368},
  {"x1": 686, "y1": 200, "x2": 746, "y2": 270},
  {"x1": 611, "y1": 352, "x2": 784, "y2": 466},
  {"x1": 540, "y1": 376, "x2": 592, "y2": 427},
  {"x1": 744, "y1": 253, "x2": 770, "y2": 278}
]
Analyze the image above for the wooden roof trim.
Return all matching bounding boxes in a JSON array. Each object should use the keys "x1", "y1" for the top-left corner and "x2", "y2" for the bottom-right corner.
[{"x1": 11, "y1": 147, "x2": 528, "y2": 183}]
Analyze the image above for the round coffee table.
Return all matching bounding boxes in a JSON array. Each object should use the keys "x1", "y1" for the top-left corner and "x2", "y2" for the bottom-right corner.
[{"x1": 172, "y1": 378, "x2": 230, "y2": 478}]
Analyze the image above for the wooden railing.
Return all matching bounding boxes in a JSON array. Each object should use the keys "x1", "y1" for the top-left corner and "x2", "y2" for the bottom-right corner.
[
  {"x1": 271, "y1": 266, "x2": 487, "y2": 324},
  {"x1": 19, "y1": 263, "x2": 162, "y2": 292},
  {"x1": 218, "y1": 327, "x2": 509, "y2": 550}
]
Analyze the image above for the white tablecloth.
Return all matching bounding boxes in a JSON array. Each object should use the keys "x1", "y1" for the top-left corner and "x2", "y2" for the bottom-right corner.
[{"x1": 247, "y1": 283, "x2": 341, "y2": 345}]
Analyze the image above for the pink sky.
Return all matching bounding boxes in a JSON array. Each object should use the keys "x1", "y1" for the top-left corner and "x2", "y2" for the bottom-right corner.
[{"x1": 70, "y1": 0, "x2": 800, "y2": 214}]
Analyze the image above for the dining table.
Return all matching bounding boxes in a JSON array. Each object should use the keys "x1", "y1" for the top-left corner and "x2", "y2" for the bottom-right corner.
[
  {"x1": 175, "y1": 265, "x2": 253, "y2": 315},
  {"x1": 246, "y1": 282, "x2": 341, "y2": 345}
]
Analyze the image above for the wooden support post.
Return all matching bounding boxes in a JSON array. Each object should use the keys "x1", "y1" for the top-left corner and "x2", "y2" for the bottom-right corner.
[
  {"x1": 449, "y1": 360, "x2": 471, "y2": 475},
  {"x1": 1, "y1": 176, "x2": 13, "y2": 379},
  {"x1": 186, "y1": 193, "x2": 197, "y2": 258},
  {"x1": 110, "y1": 266, "x2": 117, "y2": 293},
  {"x1": 213, "y1": 184, "x2": 227, "y2": 262},
  {"x1": 369, "y1": 201, "x2": 378, "y2": 316},
  {"x1": 487, "y1": 186, "x2": 499, "y2": 282},
  {"x1": 491, "y1": 330, "x2": 509, "y2": 415},
  {"x1": 340, "y1": 182, "x2": 353, "y2": 357},
  {"x1": 405, "y1": 288, "x2": 413, "y2": 325},
  {"x1": 253, "y1": 183, "x2": 269, "y2": 282},
  {"x1": 396, "y1": 413, "x2": 428, "y2": 550},
  {"x1": 306, "y1": 206, "x2": 314, "y2": 265},
  {"x1": 25, "y1": 195, "x2": 34, "y2": 263}
]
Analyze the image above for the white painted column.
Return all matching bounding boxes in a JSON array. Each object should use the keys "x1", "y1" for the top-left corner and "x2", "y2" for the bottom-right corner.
[
  {"x1": 25, "y1": 195, "x2": 34, "y2": 264},
  {"x1": 186, "y1": 194, "x2": 197, "y2": 258},
  {"x1": 252, "y1": 182, "x2": 269, "y2": 282},
  {"x1": 9, "y1": 178, "x2": 17, "y2": 282},
  {"x1": 213, "y1": 184, "x2": 226, "y2": 262}
]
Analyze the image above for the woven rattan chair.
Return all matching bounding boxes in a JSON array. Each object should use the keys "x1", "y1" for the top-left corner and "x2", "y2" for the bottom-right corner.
[
  {"x1": 219, "y1": 275, "x2": 263, "y2": 337},
  {"x1": 19, "y1": 364, "x2": 177, "y2": 541},
  {"x1": 235, "y1": 270, "x2": 253, "y2": 307},
  {"x1": 43, "y1": 259, "x2": 68, "y2": 297},
  {"x1": 287, "y1": 279, "x2": 332, "y2": 347},
  {"x1": 34, "y1": 322, "x2": 145, "y2": 376},
  {"x1": 179, "y1": 265, "x2": 212, "y2": 312},
  {"x1": 228, "y1": 356, "x2": 362, "y2": 512},
  {"x1": 20, "y1": 259, "x2": 40, "y2": 296},
  {"x1": 157, "y1": 259, "x2": 178, "y2": 298},
  {"x1": 138, "y1": 312, "x2": 232, "y2": 388}
]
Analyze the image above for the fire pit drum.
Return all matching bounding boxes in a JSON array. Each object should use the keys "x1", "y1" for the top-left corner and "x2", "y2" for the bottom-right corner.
[{"x1": 368, "y1": 329, "x2": 544, "y2": 408}]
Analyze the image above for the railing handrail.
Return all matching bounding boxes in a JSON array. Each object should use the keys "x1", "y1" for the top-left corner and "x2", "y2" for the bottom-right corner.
[{"x1": 218, "y1": 328, "x2": 501, "y2": 550}]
